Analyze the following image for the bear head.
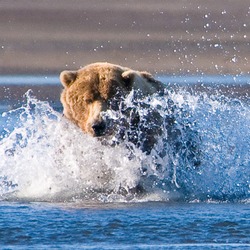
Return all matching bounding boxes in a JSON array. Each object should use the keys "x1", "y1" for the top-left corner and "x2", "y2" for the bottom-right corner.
[{"x1": 60, "y1": 62, "x2": 164, "y2": 137}]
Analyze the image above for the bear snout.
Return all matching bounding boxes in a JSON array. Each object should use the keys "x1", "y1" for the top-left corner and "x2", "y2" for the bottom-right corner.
[{"x1": 92, "y1": 121, "x2": 106, "y2": 137}]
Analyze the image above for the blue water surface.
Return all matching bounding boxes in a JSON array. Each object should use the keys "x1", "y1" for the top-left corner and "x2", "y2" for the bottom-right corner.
[{"x1": 0, "y1": 202, "x2": 250, "y2": 249}]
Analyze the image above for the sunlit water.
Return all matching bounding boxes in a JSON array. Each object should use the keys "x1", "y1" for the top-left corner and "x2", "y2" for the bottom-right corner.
[{"x1": 0, "y1": 76, "x2": 250, "y2": 248}]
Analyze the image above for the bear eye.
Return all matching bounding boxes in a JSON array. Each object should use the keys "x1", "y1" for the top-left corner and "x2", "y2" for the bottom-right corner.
[{"x1": 85, "y1": 99, "x2": 93, "y2": 104}]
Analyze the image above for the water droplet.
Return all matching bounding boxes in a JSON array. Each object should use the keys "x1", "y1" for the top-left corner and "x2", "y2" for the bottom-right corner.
[{"x1": 231, "y1": 57, "x2": 237, "y2": 63}]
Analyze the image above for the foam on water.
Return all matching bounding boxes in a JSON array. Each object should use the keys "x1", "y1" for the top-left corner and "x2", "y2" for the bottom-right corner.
[{"x1": 0, "y1": 88, "x2": 249, "y2": 203}]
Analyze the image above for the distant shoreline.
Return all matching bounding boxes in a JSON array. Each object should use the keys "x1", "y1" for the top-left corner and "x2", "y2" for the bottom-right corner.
[{"x1": 1, "y1": 0, "x2": 250, "y2": 75}]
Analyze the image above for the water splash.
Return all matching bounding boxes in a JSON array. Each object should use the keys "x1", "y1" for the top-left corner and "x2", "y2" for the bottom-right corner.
[
  {"x1": 0, "y1": 89, "x2": 249, "y2": 203},
  {"x1": 179, "y1": 93, "x2": 250, "y2": 202}
]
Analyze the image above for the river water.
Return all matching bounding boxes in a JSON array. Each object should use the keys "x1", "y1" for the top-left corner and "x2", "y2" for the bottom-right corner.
[{"x1": 0, "y1": 75, "x2": 249, "y2": 249}]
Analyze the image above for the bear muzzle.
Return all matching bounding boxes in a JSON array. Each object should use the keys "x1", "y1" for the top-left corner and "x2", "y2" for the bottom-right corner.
[{"x1": 91, "y1": 120, "x2": 106, "y2": 137}]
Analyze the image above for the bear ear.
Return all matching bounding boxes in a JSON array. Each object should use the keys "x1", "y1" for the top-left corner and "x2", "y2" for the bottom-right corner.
[
  {"x1": 122, "y1": 70, "x2": 157, "y2": 85},
  {"x1": 140, "y1": 71, "x2": 157, "y2": 82},
  {"x1": 60, "y1": 70, "x2": 77, "y2": 87},
  {"x1": 121, "y1": 70, "x2": 135, "y2": 86}
]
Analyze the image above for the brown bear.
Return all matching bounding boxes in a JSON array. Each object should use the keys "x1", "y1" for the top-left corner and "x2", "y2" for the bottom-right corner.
[
  {"x1": 60, "y1": 62, "x2": 166, "y2": 154},
  {"x1": 60, "y1": 62, "x2": 201, "y2": 168}
]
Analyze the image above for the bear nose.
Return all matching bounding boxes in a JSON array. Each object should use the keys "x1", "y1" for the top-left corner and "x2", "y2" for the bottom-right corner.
[{"x1": 92, "y1": 121, "x2": 106, "y2": 136}]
